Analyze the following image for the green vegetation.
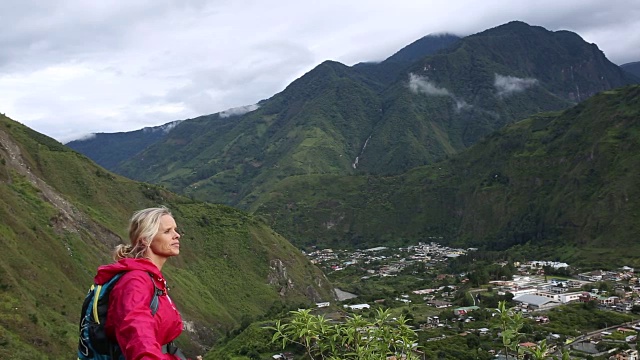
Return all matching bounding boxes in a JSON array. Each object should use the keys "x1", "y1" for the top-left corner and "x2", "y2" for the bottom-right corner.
[
  {"x1": 207, "y1": 239, "x2": 640, "y2": 360},
  {"x1": 214, "y1": 299, "x2": 626, "y2": 359},
  {"x1": 0, "y1": 114, "x2": 333, "y2": 359},
  {"x1": 255, "y1": 85, "x2": 640, "y2": 267},
  {"x1": 542, "y1": 303, "x2": 635, "y2": 336},
  {"x1": 270, "y1": 308, "x2": 419, "y2": 360}
]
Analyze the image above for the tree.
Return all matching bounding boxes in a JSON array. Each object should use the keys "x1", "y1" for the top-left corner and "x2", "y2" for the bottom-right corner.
[
  {"x1": 466, "y1": 333, "x2": 480, "y2": 351},
  {"x1": 271, "y1": 308, "x2": 420, "y2": 359},
  {"x1": 583, "y1": 300, "x2": 598, "y2": 310},
  {"x1": 598, "y1": 281, "x2": 611, "y2": 293}
]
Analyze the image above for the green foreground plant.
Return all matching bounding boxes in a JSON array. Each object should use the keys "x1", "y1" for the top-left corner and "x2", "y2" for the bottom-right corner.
[
  {"x1": 268, "y1": 301, "x2": 588, "y2": 360},
  {"x1": 271, "y1": 308, "x2": 420, "y2": 360},
  {"x1": 495, "y1": 300, "x2": 524, "y2": 359},
  {"x1": 495, "y1": 301, "x2": 570, "y2": 360}
]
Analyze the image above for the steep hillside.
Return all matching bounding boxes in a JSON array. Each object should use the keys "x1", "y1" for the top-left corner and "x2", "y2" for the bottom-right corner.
[
  {"x1": 74, "y1": 22, "x2": 636, "y2": 209},
  {"x1": 253, "y1": 85, "x2": 640, "y2": 268},
  {"x1": 68, "y1": 34, "x2": 460, "y2": 177},
  {"x1": 117, "y1": 60, "x2": 384, "y2": 206},
  {"x1": 0, "y1": 115, "x2": 333, "y2": 359}
]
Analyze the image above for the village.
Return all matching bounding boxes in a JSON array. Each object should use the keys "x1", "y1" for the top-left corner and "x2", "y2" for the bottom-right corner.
[{"x1": 292, "y1": 243, "x2": 640, "y2": 359}]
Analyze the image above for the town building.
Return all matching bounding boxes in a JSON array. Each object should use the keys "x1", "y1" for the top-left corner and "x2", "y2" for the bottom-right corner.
[{"x1": 512, "y1": 294, "x2": 561, "y2": 310}]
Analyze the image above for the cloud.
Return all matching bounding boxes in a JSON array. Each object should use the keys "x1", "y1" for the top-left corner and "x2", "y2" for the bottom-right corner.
[
  {"x1": 494, "y1": 74, "x2": 539, "y2": 96},
  {"x1": 408, "y1": 73, "x2": 451, "y2": 96},
  {"x1": 408, "y1": 73, "x2": 474, "y2": 113},
  {"x1": 72, "y1": 133, "x2": 96, "y2": 142},
  {"x1": 0, "y1": 0, "x2": 639, "y2": 141},
  {"x1": 455, "y1": 100, "x2": 472, "y2": 112},
  {"x1": 219, "y1": 104, "x2": 260, "y2": 118},
  {"x1": 160, "y1": 120, "x2": 182, "y2": 133},
  {"x1": 141, "y1": 120, "x2": 183, "y2": 134}
]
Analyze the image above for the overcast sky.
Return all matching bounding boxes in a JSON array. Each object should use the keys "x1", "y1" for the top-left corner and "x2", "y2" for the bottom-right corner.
[{"x1": 1, "y1": 0, "x2": 639, "y2": 143}]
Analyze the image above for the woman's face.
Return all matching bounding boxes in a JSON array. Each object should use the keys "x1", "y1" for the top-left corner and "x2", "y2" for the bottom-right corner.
[{"x1": 149, "y1": 214, "x2": 181, "y2": 258}]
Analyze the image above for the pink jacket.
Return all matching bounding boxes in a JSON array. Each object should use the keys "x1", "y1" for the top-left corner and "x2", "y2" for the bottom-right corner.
[{"x1": 95, "y1": 258, "x2": 184, "y2": 360}]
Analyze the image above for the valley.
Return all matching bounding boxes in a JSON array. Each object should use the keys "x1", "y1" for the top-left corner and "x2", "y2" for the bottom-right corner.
[{"x1": 210, "y1": 242, "x2": 640, "y2": 359}]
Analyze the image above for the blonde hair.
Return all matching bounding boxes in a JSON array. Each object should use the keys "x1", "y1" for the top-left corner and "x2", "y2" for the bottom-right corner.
[{"x1": 113, "y1": 207, "x2": 172, "y2": 261}]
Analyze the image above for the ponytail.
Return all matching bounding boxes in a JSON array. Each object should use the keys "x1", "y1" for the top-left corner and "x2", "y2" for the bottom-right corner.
[{"x1": 112, "y1": 207, "x2": 172, "y2": 261}]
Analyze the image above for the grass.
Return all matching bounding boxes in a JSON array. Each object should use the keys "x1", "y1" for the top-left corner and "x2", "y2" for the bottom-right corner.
[{"x1": 0, "y1": 114, "x2": 335, "y2": 358}]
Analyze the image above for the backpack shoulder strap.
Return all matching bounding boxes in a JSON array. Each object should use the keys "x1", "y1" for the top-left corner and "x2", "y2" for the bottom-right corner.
[
  {"x1": 162, "y1": 341, "x2": 187, "y2": 360},
  {"x1": 147, "y1": 272, "x2": 162, "y2": 316},
  {"x1": 112, "y1": 270, "x2": 161, "y2": 315}
]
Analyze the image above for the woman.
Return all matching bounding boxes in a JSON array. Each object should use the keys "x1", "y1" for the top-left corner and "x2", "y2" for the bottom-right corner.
[{"x1": 93, "y1": 207, "x2": 198, "y2": 360}]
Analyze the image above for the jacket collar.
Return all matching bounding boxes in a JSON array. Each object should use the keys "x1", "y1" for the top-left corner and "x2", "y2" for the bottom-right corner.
[{"x1": 94, "y1": 258, "x2": 162, "y2": 285}]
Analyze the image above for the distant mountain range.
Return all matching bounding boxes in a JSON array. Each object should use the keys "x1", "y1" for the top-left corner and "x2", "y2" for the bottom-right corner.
[
  {"x1": 67, "y1": 120, "x2": 182, "y2": 170},
  {"x1": 67, "y1": 21, "x2": 636, "y2": 212}
]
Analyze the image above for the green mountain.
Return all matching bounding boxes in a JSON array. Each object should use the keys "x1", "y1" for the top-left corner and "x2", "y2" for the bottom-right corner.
[
  {"x1": 76, "y1": 21, "x2": 635, "y2": 210},
  {"x1": 253, "y1": 85, "x2": 640, "y2": 268},
  {"x1": 65, "y1": 34, "x2": 461, "y2": 175},
  {"x1": 0, "y1": 115, "x2": 333, "y2": 359}
]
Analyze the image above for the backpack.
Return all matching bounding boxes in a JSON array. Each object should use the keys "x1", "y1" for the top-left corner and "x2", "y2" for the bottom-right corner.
[{"x1": 77, "y1": 272, "x2": 161, "y2": 360}]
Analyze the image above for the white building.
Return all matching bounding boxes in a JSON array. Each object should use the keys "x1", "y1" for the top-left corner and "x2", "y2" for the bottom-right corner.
[
  {"x1": 344, "y1": 304, "x2": 370, "y2": 310},
  {"x1": 513, "y1": 294, "x2": 561, "y2": 310},
  {"x1": 534, "y1": 291, "x2": 582, "y2": 304}
]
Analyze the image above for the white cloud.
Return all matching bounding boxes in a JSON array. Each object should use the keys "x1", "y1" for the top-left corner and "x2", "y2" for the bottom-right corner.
[
  {"x1": 408, "y1": 73, "x2": 474, "y2": 113},
  {"x1": 494, "y1": 74, "x2": 539, "y2": 97},
  {"x1": 141, "y1": 120, "x2": 183, "y2": 134},
  {"x1": 73, "y1": 133, "x2": 96, "y2": 142},
  {"x1": 160, "y1": 120, "x2": 182, "y2": 134},
  {"x1": 455, "y1": 100, "x2": 472, "y2": 112},
  {"x1": 408, "y1": 73, "x2": 451, "y2": 96},
  {"x1": 219, "y1": 104, "x2": 260, "y2": 118}
]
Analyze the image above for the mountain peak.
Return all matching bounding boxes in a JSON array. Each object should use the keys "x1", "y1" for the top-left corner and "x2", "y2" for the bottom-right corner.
[
  {"x1": 476, "y1": 20, "x2": 550, "y2": 37},
  {"x1": 383, "y1": 33, "x2": 460, "y2": 64}
]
